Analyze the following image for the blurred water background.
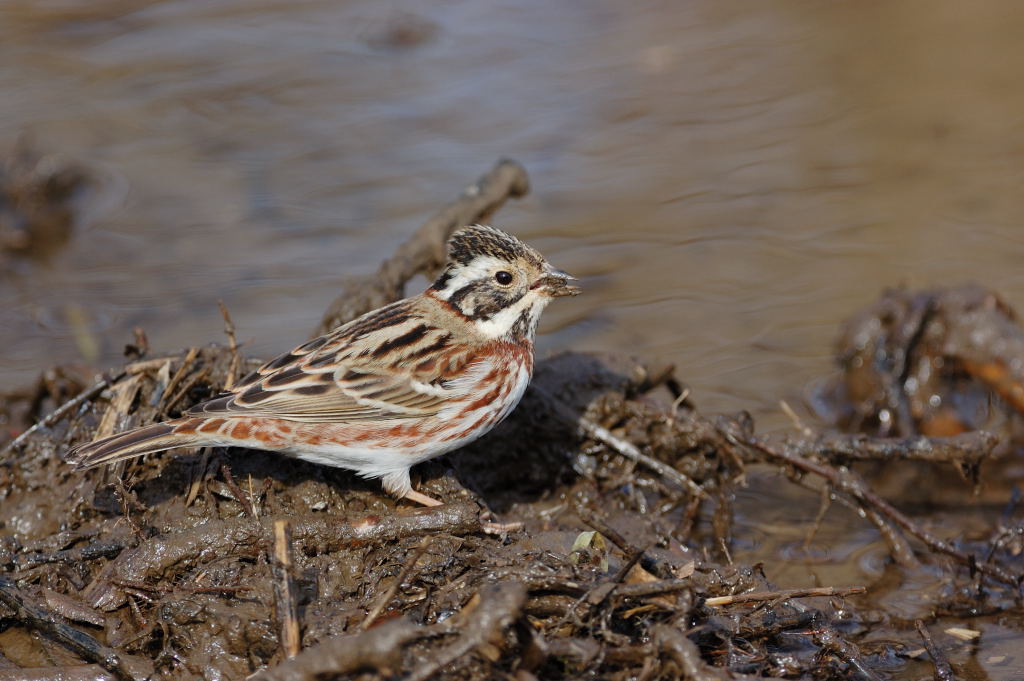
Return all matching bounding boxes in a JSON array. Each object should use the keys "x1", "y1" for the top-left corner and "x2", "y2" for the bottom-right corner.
[{"x1": 4, "y1": 1, "x2": 1024, "y2": 432}]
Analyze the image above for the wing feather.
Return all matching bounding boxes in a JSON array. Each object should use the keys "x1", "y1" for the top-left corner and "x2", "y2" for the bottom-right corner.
[{"x1": 186, "y1": 300, "x2": 474, "y2": 424}]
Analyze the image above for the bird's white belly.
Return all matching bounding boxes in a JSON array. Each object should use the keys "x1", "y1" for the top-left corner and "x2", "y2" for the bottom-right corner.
[{"x1": 282, "y1": 358, "x2": 533, "y2": 481}]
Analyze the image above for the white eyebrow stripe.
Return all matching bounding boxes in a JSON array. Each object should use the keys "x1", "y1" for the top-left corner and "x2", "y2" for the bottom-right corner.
[{"x1": 432, "y1": 256, "x2": 509, "y2": 301}]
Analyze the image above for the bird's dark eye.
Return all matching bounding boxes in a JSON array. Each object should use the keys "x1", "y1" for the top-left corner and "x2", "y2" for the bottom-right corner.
[{"x1": 494, "y1": 270, "x2": 514, "y2": 285}]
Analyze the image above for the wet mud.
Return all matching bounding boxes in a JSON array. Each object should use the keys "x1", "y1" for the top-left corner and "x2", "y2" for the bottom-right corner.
[{"x1": 1, "y1": 163, "x2": 1023, "y2": 680}]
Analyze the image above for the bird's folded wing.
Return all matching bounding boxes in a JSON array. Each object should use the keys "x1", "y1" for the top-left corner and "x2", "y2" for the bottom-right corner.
[{"x1": 186, "y1": 363, "x2": 454, "y2": 423}]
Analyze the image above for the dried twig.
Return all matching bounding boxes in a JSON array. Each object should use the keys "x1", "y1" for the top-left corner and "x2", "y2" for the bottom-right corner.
[
  {"x1": 250, "y1": 618, "x2": 420, "y2": 681},
  {"x1": 405, "y1": 582, "x2": 527, "y2": 681},
  {"x1": 220, "y1": 462, "x2": 256, "y2": 518},
  {"x1": 15, "y1": 541, "x2": 126, "y2": 569},
  {"x1": 575, "y1": 507, "x2": 665, "y2": 580},
  {"x1": 813, "y1": 431, "x2": 997, "y2": 471},
  {"x1": 218, "y1": 300, "x2": 242, "y2": 390},
  {"x1": 161, "y1": 364, "x2": 210, "y2": 414},
  {"x1": 800, "y1": 475, "x2": 918, "y2": 568},
  {"x1": 780, "y1": 399, "x2": 813, "y2": 436},
  {"x1": 861, "y1": 504, "x2": 919, "y2": 568},
  {"x1": 575, "y1": 508, "x2": 631, "y2": 554},
  {"x1": 272, "y1": 520, "x2": 301, "y2": 659},
  {"x1": 316, "y1": 159, "x2": 531, "y2": 334},
  {"x1": 704, "y1": 585, "x2": 865, "y2": 607},
  {"x1": 613, "y1": 578, "x2": 692, "y2": 600},
  {"x1": 124, "y1": 356, "x2": 178, "y2": 375},
  {"x1": 0, "y1": 578, "x2": 152, "y2": 681},
  {"x1": 0, "y1": 665, "x2": 116, "y2": 681},
  {"x1": 89, "y1": 504, "x2": 482, "y2": 609},
  {"x1": 158, "y1": 347, "x2": 200, "y2": 412},
  {"x1": 537, "y1": 385, "x2": 706, "y2": 498},
  {"x1": 915, "y1": 620, "x2": 957, "y2": 681},
  {"x1": 184, "y1": 448, "x2": 213, "y2": 507},
  {"x1": 91, "y1": 374, "x2": 142, "y2": 441},
  {"x1": 360, "y1": 536, "x2": 432, "y2": 630},
  {"x1": 654, "y1": 625, "x2": 784, "y2": 681},
  {"x1": 747, "y1": 436, "x2": 1019, "y2": 586},
  {"x1": 1, "y1": 375, "x2": 119, "y2": 460}
]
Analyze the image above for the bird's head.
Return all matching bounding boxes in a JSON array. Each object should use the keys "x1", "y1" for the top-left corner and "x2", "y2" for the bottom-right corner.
[{"x1": 430, "y1": 225, "x2": 579, "y2": 340}]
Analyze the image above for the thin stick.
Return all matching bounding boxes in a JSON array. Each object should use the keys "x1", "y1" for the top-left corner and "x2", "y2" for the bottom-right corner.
[
  {"x1": 159, "y1": 347, "x2": 200, "y2": 411},
  {"x1": 613, "y1": 547, "x2": 649, "y2": 584},
  {"x1": 16, "y1": 541, "x2": 125, "y2": 569},
  {"x1": 581, "y1": 414, "x2": 706, "y2": 498},
  {"x1": 218, "y1": 300, "x2": 241, "y2": 390},
  {"x1": 862, "y1": 504, "x2": 919, "y2": 568},
  {"x1": 0, "y1": 578, "x2": 152, "y2": 681},
  {"x1": 404, "y1": 582, "x2": 526, "y2": 681},
  {"x1": 0, "y1": 665, "x2": 117, "y2": 681},
  {"x1": 915, "y1": 620, "x2": 957, "y2": 681},
  {"x1": 92, "y1": 374, "x2": 143, "y2": 441},
  {"x1": 185, "y1": 448, "x2": 212, "y2": 507},
  {"x1": 802, "y1": 484, "x2": 832, "y2": 552},
  {"x1": 125, "y1": 356, "x2": 179, "y2": 375},
  {"x1": 536, "y1": 385, "x2": 705, "y2": 499},
  {"x1": 92, "y1": 504, "x2": 481, "y2": 608},
  {"x1": 780, "y1": 399, "x2": 813, "y2": 436},
  {"x1": 575, "y1": 507, "x2": 633, "y2": 556},
  {"x1": 162, "y1": 364, "x2": 210, "y2": 414},
  {"x1": 613, "y1": 579, "x2": 692, "y2": 599},
  {"x1": 250, "y1": 618, "x2": 419, "y2": 681},
  {"x1": 316, "y1": 159, "x2": 531, "y2": 334},
  {"x1": 1, "y1": 375, "x2": 120, "y2": 459},
  {"x1": 748, "y1": 438, "x2": 1019, "y2": 586},
  {"x1": 360, "y1": 536, "x2": 432, "y2": 630},
  {"x1": 576, "y1": 507, "x2": 637, "y2": 579},
  {"x1": 654, "y1": 626, "x2": 779, "y2": 681},
  {"x1": 220, "y1": 463, "x2": 257, "y2": 519},
  {"x1": 814, "y1": 431, "x2": 997, "y2": 467},
  {"x1": 272, "y1": 520, "x2": 301, "y2": 659},
  {"x1": 704, "y1": 585, "x2": 865, "y2": 607},
  {"x1": 248, "y1": 474, "x2": 259, "y2": 518}
]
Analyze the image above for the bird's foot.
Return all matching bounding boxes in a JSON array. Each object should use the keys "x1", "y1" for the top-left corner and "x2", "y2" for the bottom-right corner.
[
  {"x1": 402, "y1": 486, "x2": 522, "y2": 535},
  {"x1": 402, "y1": 488, "x2": 444, "y2": 507}
]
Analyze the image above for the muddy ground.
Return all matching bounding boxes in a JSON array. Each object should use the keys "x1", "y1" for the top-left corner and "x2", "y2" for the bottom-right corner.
[{"x1": 1, "y1": 162, "x2": 1023, "y2": 680}]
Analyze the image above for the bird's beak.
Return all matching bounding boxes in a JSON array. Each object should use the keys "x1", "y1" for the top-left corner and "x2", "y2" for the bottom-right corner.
[{"x1": 534, "y1": 267, "x2": 581, "y2": 298}]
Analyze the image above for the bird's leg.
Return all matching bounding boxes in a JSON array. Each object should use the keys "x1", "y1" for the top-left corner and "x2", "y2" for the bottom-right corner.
[{"x1": 383, "y1": 469, "x2": 444, "y2": 506}]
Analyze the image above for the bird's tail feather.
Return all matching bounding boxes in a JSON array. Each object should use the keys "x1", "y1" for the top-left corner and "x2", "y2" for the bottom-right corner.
[{"x1": 66, "y1": 422, "x2": 199, "y2": 468}]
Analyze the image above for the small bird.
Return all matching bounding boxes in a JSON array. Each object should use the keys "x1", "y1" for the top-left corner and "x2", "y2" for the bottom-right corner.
[{"x1": 67, "y1": 225, "x2": 579, "y2": 506}]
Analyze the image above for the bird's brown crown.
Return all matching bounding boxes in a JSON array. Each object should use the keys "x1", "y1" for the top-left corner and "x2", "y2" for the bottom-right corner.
[{"x1": 447, "y1": 225, "x2": 544, "y2": 268}]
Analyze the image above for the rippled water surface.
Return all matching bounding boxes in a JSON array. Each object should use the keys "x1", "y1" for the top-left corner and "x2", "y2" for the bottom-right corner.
[
  {"x1": 3, "y1": 1, "x2": 1024, "y2": 673},
  {"x1": 5, "y1": 1, "x2": 1024, "y2": 423}
]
